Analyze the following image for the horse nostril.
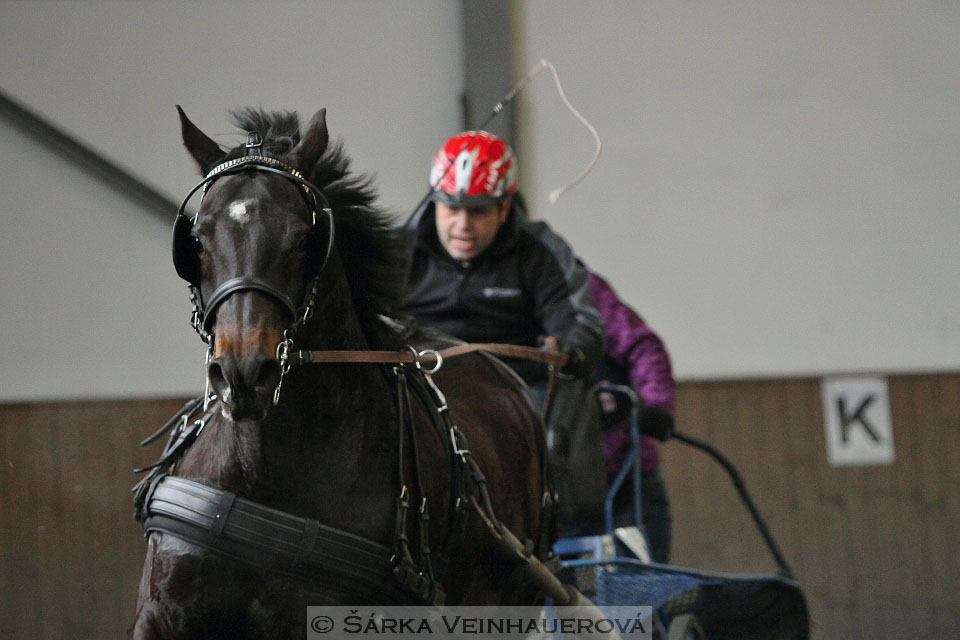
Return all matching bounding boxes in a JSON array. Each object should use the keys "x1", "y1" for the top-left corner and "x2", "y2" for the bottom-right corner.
[
  {"x1": 207, "y1": 360, "x2": 231, "y2": 403},
  {"x1": 254, "y1": 358, "x2": 282, "y2": 392},
  {"x1": 207, "y1": 354, "x2": 280, "y2": 418}
]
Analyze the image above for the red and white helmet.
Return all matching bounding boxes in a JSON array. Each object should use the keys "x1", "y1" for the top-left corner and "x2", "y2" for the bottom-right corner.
[{"x1": 429, "y1": 131, "x2": 518, "y2": 206}]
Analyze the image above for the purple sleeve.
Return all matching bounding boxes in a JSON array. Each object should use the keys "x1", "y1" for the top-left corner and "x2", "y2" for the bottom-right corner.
[{"x1": 588, "y1": 271, "x2": 675, "y2": 414}]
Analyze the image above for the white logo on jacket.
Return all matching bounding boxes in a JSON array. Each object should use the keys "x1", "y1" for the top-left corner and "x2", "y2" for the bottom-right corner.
[{"x1": 482, "y1": 287, "x2": 522, "y2": 299}]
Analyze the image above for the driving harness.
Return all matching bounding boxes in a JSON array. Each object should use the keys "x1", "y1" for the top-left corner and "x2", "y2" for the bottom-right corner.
[
  {"x1": 134, "y1": 348, "x2": 504, "y2": 605},
  {"x1": 137, "y1": 143, "x2": 560, "y2": 604}
]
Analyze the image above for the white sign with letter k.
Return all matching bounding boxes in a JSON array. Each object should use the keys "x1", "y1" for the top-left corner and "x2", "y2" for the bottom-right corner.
[{"x1": 821, "y1": 376, "x2": 895, "y2": 467}]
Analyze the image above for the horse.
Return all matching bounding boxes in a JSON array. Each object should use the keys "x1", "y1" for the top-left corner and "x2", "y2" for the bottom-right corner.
[{"x1": 130, "y1": 107, "x2": 551, "y2": 639}]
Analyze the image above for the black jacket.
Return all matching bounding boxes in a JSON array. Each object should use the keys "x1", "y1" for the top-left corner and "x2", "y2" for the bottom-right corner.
[{"x1": 402, "y1": 198, "x2": 605, "y2": 383}]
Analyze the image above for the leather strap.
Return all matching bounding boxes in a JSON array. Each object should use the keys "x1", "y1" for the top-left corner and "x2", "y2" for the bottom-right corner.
[
  {"x1": 132, "y1": 405, "x2": 216, "y2": 475},
  {"x1": 138, "y1": 394, "x2": 205, "y2": 447},
  {"x1": 391, "y1": 367, "x2": 442, "y2": 604},
  {"x1": 202, "y1": 276, "x2": 298, "y2": 332},
  {"x1": 289, "y1": 342, "x2": 568, "y2": 368}
]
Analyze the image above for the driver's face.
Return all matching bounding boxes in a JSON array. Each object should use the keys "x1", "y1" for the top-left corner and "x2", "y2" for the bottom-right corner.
[{"x1": 434, "y1": 198, "x2": 510, "y2": 261}]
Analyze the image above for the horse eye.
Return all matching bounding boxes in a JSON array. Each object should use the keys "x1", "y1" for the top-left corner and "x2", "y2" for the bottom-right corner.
[
  {"x1": 191, "y1": 235, "x2": 204, "y2": 254},
  {"x1": 293, "y1": 233, "x2": 310, "y2": 253}
]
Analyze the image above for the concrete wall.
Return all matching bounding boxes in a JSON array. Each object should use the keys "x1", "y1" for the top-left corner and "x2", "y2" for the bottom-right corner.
[{"x1": 513, "y1": 0, "x2": 960, "y2": 379}]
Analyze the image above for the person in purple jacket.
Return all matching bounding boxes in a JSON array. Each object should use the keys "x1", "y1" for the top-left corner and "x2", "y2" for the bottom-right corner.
[{"x1": 588, "y1": 269, "x2": 675, "y2": 563}]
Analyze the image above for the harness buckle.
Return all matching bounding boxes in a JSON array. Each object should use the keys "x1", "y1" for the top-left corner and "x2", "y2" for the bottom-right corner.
[
  {"x1": 203, "y1": 347, "x2": 213, "y2": 411},
  {"x1": 191, "y1": 306, "x2": 204, "y2": 334},
  {"x1": 244, "y1": 132, "x2": 263, "y2": 156},
  {"x1": 274, "y1": 331, "x2": 294, "y2": 405},
  {"x1": 450, "y1": 426, "x2": 470, "y2": 464}
]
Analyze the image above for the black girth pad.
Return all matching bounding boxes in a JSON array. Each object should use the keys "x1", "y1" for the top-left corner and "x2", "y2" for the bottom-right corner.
[{"x1": 142, "y1": 475, "x2": 421, "y2": 604}]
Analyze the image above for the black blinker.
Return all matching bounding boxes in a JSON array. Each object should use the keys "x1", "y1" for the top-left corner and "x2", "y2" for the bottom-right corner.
[{"x1": 172, "y1": 214, "x2": 201, "y2": 286}]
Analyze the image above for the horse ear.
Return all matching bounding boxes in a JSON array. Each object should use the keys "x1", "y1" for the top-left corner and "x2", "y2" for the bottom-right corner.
[
  {"x1": 289, "y1": 108, "x2": 329, "y2": 175},
  {"x1": 177, "y1": 105, "x2": 226, "y2": 175}
]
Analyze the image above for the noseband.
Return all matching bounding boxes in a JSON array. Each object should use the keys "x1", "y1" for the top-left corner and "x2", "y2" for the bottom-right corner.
[{"x1": 172, "y1": 141, "x2": 335, "y2": 346}]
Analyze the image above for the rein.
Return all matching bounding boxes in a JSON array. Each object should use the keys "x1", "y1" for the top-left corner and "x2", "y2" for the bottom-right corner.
[
  {"x1": 286, "y1": 342, "x2": 567, "y2": 367},
  {"x1": 283, "y1": 341, "x2": 569, "y2": 420}
]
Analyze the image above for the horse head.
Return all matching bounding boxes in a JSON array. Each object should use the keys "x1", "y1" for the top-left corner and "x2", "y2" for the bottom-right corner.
[{"x1": 175, "y1": 107, "x2": 332, "y2": 422}]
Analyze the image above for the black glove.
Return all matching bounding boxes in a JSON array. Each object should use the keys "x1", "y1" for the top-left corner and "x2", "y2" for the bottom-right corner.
[{"x1": 637, "y1": 405, "x2": 674, "y2": 441}]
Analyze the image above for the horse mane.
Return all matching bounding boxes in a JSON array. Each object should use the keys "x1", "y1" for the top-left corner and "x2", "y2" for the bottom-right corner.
[{"x1": 224, "y1": 108, "x2": 406, "y2": 340}]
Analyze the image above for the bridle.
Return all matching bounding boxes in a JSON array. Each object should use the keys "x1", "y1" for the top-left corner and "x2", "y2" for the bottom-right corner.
[
  {"x1": 172, "y1": 133, "x2": 335, "y2": 347},
  {"x1": 172, "y1": 135, "x2": 336, "y2": 403}
]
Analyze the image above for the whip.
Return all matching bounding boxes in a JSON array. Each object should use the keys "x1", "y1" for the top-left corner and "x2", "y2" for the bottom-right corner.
[{"x1": 407, "y1": 58, "x2": 601, "y2": 225}]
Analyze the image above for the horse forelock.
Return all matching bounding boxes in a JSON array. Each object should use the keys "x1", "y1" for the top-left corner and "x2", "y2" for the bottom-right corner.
[
  {"x1": 220, "y1": 108, "x2": 406, "y2": 337},
  {"x1": 226, "y1": 108, "x2": 301, "y2": 157}
]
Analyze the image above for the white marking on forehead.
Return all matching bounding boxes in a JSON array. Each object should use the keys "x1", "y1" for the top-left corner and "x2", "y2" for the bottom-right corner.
[{"x1": 228, "y1": 199, "x2": 256, "y2": 224}]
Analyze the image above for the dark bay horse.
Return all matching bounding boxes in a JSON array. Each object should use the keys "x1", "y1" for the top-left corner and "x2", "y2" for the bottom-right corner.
[{"x1": 130, "y1": 108, "x2": 549, "y2": 638}]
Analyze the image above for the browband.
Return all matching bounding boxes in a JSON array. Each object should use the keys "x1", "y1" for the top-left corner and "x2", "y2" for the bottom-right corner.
[{"x1": 176, "y1": 156, "x2": 332, "y2": 223}]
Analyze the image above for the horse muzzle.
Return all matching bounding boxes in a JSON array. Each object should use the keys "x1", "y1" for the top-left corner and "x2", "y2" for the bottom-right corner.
[{"x1": 207, "y1": 351, "x2": 282, "y2": 422}]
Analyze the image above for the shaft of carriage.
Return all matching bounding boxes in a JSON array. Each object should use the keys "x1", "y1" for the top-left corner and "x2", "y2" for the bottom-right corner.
[{"x1": 468, "y1": 494, "x2": 621, "y2": 640}]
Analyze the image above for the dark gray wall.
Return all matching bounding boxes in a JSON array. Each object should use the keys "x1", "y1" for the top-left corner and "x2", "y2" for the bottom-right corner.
[{"x1": 462, "y1": 0, "x2": 516, "y2": 144}]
